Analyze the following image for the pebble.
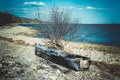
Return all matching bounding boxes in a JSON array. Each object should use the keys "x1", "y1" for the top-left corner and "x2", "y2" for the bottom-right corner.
[
  {"x1": 0, "y1": 38, "x2": 120, "y2": 80},
  {"x1": 49, "y1": 75, "x2": 57, "y2": 80},
  {"x1": 14, "y1": 77, "x2": 21, "y2": 80},
  {"x1": 0, "y1": 63, "x2": 2, "y2": 68}
]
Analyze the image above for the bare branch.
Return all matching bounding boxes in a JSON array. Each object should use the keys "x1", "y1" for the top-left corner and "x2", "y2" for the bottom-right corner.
[{"x1": 36, "y1": 6, "x2": 80, "y2": 50}]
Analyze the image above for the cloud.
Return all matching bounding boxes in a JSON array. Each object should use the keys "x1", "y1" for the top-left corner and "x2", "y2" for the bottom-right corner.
[
  {"x1": 78, "y1": 8, "x2": 83, "y2": 10},
  {"x1": 68, "y1": 6, "x2": 98, "y2": 11},
  {"x1": 24, "y1": 1, "x2": 45, "y2": 7},
  {"x1": 7, "y1": 8, "x2": 32, "y2": 12},
  {"x1": 85, "y1": 6, "x2": 109, "y2": 10},
  {"x1": 36, "y1": 10, "x2": 45, "y2": 14},
  {"x1": 35, "y1": 10, "x2": 51, "y2": 15},
  {"x1": 7, "y1": 8, "x2": 32, "y2": 13},
  {"x1": 86, "y1": 6, "x2": 96, "y2": 10},
  {"x1": 69, "y1": 6, "x2": 75, "y2": 9},
  {"x1": 97, "y1": 8, "x2": 110, "y2": 10}
]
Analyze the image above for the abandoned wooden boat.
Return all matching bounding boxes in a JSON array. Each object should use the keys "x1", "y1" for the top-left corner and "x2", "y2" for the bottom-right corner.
[{"x1": 35, "y1": 43, "x2": 91, "y2": 71}]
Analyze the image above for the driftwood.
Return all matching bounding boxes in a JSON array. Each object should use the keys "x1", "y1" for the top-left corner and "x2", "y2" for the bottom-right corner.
[{"x1": 35, "y1": 43, "x2": 91, "y2": 71}]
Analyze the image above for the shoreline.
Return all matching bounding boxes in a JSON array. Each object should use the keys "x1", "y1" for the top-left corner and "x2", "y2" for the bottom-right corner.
[
  {"x1": 0, "y1": 25, "x2": 120, "y2": 54},
  {"x1": 0, "y1": 25, "x2": 120, "y2": 60},
  {"x1": 18, "y1": 23, "x2": 120, "y2": 47},
  {"x1": 0, "y1": 25, "x2": 120, "y2": 79}
]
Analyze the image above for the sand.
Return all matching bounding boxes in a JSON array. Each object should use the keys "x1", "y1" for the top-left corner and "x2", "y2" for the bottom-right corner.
[{"x1": 0, "y1": 25, "x2": 120, "y2": 80}]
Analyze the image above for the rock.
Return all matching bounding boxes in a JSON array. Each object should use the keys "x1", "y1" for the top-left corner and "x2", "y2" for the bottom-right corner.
[
  {"x1": 0, "y1": 63, "x2": 2, "y2": 68},
  {"x1": 56, "y1": 69, "x2": 61, "y2": 74},
  {"x1": 37, "y1": 64, "x2": 50, "y2": 70},
  {"x1": 14, "y1": 40, "x2": 25, "y2": 45},
  {"x1": 49, "y1": 75, "x2": 57, "y2": 80},
  {"x1": 30, "y1": 64, "x2": 37, "y2": 70},
  {"x1": 14, "y1": 77, "x2": 21, "y2": 80},
  {"x1": 0, "y1": 37, "x2": 120, "y2": 80}
]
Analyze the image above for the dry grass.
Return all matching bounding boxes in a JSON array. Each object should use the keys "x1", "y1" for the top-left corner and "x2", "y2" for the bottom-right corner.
[
  {"x1": 0, "y1": 36, "x2": 33, "y2": 46},
  {"x1": 66, "y1": 41, "x2": 120, "y2": 54},
  {"x1": 0, "y1": 25, "x2": 120, "y2": 79},
  {"x1": 0, "y1": 36, "x2": 14, "y2": 42},
  {"x1": 92, "y1": 61, "x2": 120, "y2": 77}
]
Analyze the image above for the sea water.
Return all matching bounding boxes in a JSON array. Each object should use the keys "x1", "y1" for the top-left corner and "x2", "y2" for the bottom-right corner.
[{"x1": 20, "y1": 24, "x2": 120, "y2": 46}]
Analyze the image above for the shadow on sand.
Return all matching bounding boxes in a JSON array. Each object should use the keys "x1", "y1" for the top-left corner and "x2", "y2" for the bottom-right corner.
[{"x1": 92, "y1": 61, "x2": 120, "y2": 77}]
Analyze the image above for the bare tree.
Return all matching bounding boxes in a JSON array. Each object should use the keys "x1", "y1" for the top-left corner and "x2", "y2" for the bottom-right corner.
[{"x1": 36, "y1": 6, "x2": 80, "y2": 50}]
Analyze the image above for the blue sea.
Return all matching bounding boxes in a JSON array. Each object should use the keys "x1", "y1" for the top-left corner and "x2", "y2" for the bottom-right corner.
[{"x1": 19, "y1": 24, "x2": 120, "y2": 46}]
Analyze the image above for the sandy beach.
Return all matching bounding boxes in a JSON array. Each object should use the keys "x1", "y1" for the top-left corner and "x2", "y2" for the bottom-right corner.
[{"x1": 0, "y1": 25, "x2": 120, "y2": 80}]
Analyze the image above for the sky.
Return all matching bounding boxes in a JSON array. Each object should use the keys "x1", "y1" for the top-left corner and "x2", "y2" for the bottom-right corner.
[{"x1": 0, "y1": 0, "x2": 120, "y2": 24}]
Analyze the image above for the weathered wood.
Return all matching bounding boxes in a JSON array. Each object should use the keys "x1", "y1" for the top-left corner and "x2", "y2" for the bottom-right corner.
[{"x1": 35, "y1": 43, "x2": 91, "y2": 71}]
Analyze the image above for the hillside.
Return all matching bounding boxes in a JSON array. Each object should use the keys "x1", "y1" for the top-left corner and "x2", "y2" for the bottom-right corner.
[{"x1": 0, "y1": 11, "x2": 41, "y2": 26}]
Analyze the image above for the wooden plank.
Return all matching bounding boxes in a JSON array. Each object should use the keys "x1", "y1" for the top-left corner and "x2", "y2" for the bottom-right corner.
[{"x1": 35, "y1": 43, "x2": 91, "y2": 71}]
